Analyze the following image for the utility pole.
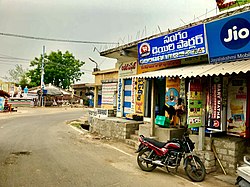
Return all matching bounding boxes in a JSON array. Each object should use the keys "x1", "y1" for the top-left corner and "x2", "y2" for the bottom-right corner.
[{"x1": 41, "y1": 45, "x2": 45, "y2": 107}]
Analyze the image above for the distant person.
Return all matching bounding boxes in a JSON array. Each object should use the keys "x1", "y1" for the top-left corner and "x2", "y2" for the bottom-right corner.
[
  {"x1": 23, "y1": 86, "x2": 28, "y2": 98},
  {"x1": 10, "y1": 84, "x2": 15, "y2": 97},
  {"x1": 4, "y1": 99, "x2": 10, "y2": 111},
  {"x1": 162, "y1": 104, "x2": 176, "y2": 126},
  {"x1": 174, "y1": 98, "x2": 185, "y2": 127},
  {"x1": 53, "y1": 99, "x2": 57, "y2": 106},
  {"x1": 175, "y1": 98, "x2": 185, "y2": 114},
  {"x1": 17, "y1": 85, "x2": 22, "y2": 98}
]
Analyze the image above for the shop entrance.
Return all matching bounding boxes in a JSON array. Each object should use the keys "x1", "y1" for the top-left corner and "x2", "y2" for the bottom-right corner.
[
  {"x1": 144, "y1": 78, "x2": 166, "y2": 118},
  {"x1": 155, "y1": 78, "x2": 166, "y2": 116}
]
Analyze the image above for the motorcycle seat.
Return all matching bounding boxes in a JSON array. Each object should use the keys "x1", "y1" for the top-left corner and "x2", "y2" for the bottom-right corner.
[{"x1": 144, "y1": 137, "x2": 166, "y2": 148}]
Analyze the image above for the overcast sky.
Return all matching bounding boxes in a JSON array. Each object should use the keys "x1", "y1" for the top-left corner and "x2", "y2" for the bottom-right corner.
[{"x1": 0, "y1": 0, "x2": 218, "y2": 83}]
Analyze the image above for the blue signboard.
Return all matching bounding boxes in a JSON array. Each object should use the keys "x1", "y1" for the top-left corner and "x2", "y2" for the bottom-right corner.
[
  {"x1": 206, "y1": 11, "x2": 250, "y2": 63},
  {"x1": 138, "y1": 24, "x2": 207, "y2": 65},
  {"x1": 117, "y1": 78, "x2": 122, "y2": 113}
]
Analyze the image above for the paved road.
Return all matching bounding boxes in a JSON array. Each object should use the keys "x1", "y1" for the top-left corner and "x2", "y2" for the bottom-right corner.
[{"x1": 0, "y1": 107, "x2": 234, "y2": 187}]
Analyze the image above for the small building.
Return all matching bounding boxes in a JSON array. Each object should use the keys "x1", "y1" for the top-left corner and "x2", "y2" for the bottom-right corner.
[
  {"x1": 0, "y1": 79, "x2": 17, "y2": 97},
  {"x1": 0, "y1": 90, "x2": 10, "y2": 112},
  {"x1": 71, "y1": 83, "x2": 95, "y2": 105},
  {"x1": 92, "y1": 66, "x2": 118, "y2": 109}
]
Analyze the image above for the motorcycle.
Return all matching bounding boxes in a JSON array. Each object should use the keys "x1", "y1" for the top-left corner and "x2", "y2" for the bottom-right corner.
[
  {"x1": 135, "y1": 133, "x2": 206, "y2": 182},
  {"x1": 236, "y1": 156, "x2": 250, "y2": 187}
]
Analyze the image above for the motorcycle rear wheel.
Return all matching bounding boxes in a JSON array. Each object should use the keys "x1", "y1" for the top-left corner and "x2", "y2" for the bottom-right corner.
[
  {"x1": 137, "y1": 148, "x2": 157, "y2": 172},
  {"x1": 185, "y1": 156, "x2": 206, "y2": 182}
]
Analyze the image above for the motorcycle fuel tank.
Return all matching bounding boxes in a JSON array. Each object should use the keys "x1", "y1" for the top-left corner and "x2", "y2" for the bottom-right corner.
[{"x1": 164, "y1": 142, "x2": 181, "y2": 149}]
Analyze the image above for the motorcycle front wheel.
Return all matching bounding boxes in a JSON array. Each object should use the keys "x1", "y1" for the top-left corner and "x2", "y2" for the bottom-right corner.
[
  {"x1": 185, "y1": 156, "x2": 206, "y2": 182},
  {"x1": 137, "y1": 148, "x2": 157, "y2": 172}
]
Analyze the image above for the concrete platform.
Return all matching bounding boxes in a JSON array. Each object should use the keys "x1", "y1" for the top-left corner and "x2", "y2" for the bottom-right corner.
[
  {"x1": 139, "y1": 124, "x2": 186, "y2": 142},
  {"x1": 214, "y1": 174, "x2": 236, "y2": 185}
]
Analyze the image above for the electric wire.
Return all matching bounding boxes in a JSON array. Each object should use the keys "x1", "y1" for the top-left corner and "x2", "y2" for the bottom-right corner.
[
  {"x1": 0, "y1": 59, "x2": 30, "y2": 64},
  {"x1": 0, "y1": 52, "x2": 32, "y2": 60},
  {"x1": 0, "y1": 56, "x2": 95, "y2": 74},
  {"x1": 0, "y1": 61, "x2": 17, "y2": 66},
  {"x1": 0, "y1": 56, "x2": 32, "y2": 61},
  {"x1": 0, "y1": 32, "x2": 119, "y2": 45},
  {"x1": 0, "y1": 58, "x2": 30, "y2": 64}
]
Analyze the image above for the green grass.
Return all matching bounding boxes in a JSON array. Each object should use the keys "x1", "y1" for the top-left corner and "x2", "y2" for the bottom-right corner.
[{"x1": 67, "y1": 120, "x2": 82, "y2": 129}]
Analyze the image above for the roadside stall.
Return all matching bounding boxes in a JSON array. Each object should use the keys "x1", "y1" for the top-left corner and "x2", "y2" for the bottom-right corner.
[{"x1": 0, "y1": 90, "x2": 11, "y2": 112}]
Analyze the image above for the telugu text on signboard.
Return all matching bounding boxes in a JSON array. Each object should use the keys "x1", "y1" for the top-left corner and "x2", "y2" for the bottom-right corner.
[{"x1": 138, "y1": 24, "x2": 207, "y2": 65}]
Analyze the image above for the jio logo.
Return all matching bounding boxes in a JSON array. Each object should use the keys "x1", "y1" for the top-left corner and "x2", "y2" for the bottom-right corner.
[{"x1": 220, "y1": 18, "x2": 250, "y2": 50}]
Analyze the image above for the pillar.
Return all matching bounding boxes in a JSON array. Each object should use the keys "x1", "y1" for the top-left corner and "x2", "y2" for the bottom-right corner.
[
  {"x1": 94, "y1": 86, "x2": 98, "y2": 108},
  {"x1": 150, "y1": 79, "x2": 155, "y2": 137},
  {"x1": 198, "y1": 78, "x2": 206, "y2": 151}
]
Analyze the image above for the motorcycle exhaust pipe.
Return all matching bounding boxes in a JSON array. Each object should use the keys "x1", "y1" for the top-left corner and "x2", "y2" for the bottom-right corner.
[
  {"x1": 141, "y1": 157, "x2": 165, "y2": 167},
  {"x1": 151, "y1": 160, "x2": 165, "y2": 167}
]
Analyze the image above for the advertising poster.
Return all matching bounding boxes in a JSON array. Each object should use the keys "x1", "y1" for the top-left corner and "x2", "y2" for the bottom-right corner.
[
  {"x1": 227, "y1": 78, "x2": 247, "y2": 137},
  {"x1": 187, "y1": 79, "x2": 203, "y2": 128},
  {"x1": 205, "y1": 11, "x2": 250, "y2": 63},
  {"x1": 179, "y1": 79, "x2": 186, "y2": 100},
  {"x1": 101, "y1": 82, "x2": 117, "y2": 105},
  {"x1": 131, "y1": 78, "x2": 136, "y2": 113},
  {"x1": 165, "y1": 77, "x2": 180, "y2": 107},
  {"x1": 138, "y1": 24, "x2": 207, "y2": 65},
  {"x1": 135, "y1": 78, "x2": 145, "y2": 115},
  {"x1": 216, "y1": 0, "x2": 250, "y2": 12},
  {"x1": 117, "y1": 79, "x2": 123, "y2": 114},
  {"x1": 206, "y1": 77, "x2": 223, "y2": 131}
]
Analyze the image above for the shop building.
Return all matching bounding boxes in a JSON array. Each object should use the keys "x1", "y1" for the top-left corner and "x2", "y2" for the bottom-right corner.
[
  {"x1": 87, "y1": 66, "x2": 119, "y2": 118},
  {"x1": 0, "y1": 80, "x2": 17, "y2": 96},
  {"x1": 71, "y1": 83, "x2": 95, "y2": 105},
  {"x1": 98, "y1": 49, "x2": 137, "y2": 117},
  {"x1": 98, "y1": 6, "x2": 250, "y2": 174}
]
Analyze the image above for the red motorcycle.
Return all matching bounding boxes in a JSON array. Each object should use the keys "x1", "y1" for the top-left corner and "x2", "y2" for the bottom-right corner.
[{"x1": 136, "y1": 133, "x2": 206, "y2": 182}]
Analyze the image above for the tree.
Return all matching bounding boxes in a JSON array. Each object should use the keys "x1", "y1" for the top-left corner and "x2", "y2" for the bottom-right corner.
[
  {"x1": 27, "y1": 50, "x2": 85, "y2": 89},
  {"x1": 2, "y1": 64, "x2": 30, "y2": 88}
]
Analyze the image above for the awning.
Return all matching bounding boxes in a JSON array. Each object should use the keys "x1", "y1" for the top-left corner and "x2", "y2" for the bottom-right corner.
[
  {"x1": 131, "y1": 59, "x2": 250, "y2": 79},
  {"x1": 0, "y1": 90, "x2": 10, "y2": 98}
]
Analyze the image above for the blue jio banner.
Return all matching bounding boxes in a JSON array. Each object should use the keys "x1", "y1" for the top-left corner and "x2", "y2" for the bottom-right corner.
[
  {"x1": 206, "y1": 11, "x2": 250, "y2": 63},
  {"x1": 138, "y1": 24, "x2": 207, "y2": 65}
]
